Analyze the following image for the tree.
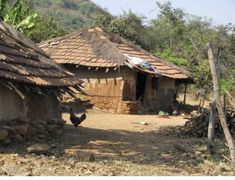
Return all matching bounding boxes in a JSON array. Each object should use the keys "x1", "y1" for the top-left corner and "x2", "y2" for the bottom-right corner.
[
  {"x1": 0, "y1": 0, "x2": 66, "y2": 42},
  {"x1": 29, "y1": 15, "x2": 66, "y2": 43},
  {"x1": 94, "y1": 11, "x2": 149, "y2": 49},
  {"x1": 149, "y1": 1, "x2": 235, "y2": 89},
  {"x1": 1, "y1": 0, "x2": 38, "y2": 33},
  {"x1": 95, "y1": 12, "x2": 137, "y2": 42}
]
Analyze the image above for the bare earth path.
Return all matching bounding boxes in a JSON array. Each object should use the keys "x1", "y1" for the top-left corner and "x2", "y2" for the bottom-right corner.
[{"x1": 0, "y1": 111, "x2": 233, "y2": 176}]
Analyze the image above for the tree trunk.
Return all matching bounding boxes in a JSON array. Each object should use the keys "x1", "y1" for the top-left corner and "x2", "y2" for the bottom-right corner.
[{"x1": 207, "y1": 43, "x2": 235, "y2": 165}]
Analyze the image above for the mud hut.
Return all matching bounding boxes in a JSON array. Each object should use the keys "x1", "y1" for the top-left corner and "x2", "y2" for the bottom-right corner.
[
  {"x1": 0, "y1": 20, "x2": 83, "y2": 144},
  {"x1": 40, "y1": 27, "x2": 192, "y2": 114}
]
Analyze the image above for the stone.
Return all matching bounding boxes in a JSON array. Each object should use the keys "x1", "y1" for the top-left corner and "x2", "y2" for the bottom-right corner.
[
  {"x1": 1, "y1": 126, "x2": 15, "y2": 133},
  {"x1": 2, "y1": 137, "x2": 11, "y2": 145},
  {"x1": 25, "y1": 127, "x2": 36, "y2": 139},
  {"x1": 31, "y1": 119, "x2": 47, "y2": 126},
  {"x1": 18, "y1": 116, "x2": 30, "y2": 123},
  {"x1": 37, "y1": 134, "x2": 47, "y2": 141},
  {"x1": 55, "y1": 129, "x2": 63, "y2": 136},
  {"x1": 47, "y1": 118, "x2": 58, "y2": 125},
  {"x1": 77, "y1": 151, "x2": 96, "y2": 162},
  {"x1": 57, "y1": 119, "x2": 66, "y2": 126},
  {"x1": 15, "y1": 125, "x2": 29, "y2": 136},
  {"x1": 0, "y1": 119, "x2": 7, "y2": 126},
  {"x1": 46, "y1": 125, "x2": 60, "y2": 133},
  {"x1": 36, "y1": 125, "x2": 46, "y2": 134},
  {"x1": 14, "y1": 135, "x2": 24, "y2": 143},
  {"x1": 6, "y1": 119, "x2": 18, "y2": 126},
  {"x1": 27, "y1": 143, "x2": 50, "y2": 154},
  {"x1": 88, "y1": 153, "x2": 95, "y2": 162},
  {"x1": 140, "y1": 121, "x2": 149, "y2": 125},
  {"x1": 0, "y1": 129, "x2": 8, "y2": 141}
]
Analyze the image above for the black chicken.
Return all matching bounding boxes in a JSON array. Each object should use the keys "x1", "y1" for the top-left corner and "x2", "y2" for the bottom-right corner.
[{"x1": 69, "y1": 108, "x2": 87, "y2": 128}]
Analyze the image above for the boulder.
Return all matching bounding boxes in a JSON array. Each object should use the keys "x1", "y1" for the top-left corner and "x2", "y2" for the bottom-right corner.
[
  {"x1": 0, "y1": 129, "x2": 8, "y2": 141},
  {"x1": 27, "y1": 143, "x2": 50, "y2": 154}
]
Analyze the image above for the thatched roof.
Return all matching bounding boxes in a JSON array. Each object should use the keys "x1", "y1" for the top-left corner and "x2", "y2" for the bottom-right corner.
[
  {"x1": 0, "y1": 20, "x2": 83, "y2": 87},
  {"x1": 40, "y1": 27, "x2": 191, "y2": 79}
]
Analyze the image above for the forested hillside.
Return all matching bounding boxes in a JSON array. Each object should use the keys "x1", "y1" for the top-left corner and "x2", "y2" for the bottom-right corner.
[{"x1": 32, "y1": 0, "x2": 107, "y2": 32}]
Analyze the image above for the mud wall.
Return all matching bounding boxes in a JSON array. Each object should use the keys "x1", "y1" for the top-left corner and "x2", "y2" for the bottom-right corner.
[
  {"x1": 64, "y1": 65, "x2": 177, "y2": 114},
  {"x1": 65, "y1": 65, "x2": 138, "y2": 113},
  {"x1": 143, "y1": 76, "x2": 176, "y2": 113},
  {"x1": 0, "y1": 85, "x2": 64, "y2": 145},
  {"x1": 0, "y1": 84, "x2": 27, "y2": 120}
]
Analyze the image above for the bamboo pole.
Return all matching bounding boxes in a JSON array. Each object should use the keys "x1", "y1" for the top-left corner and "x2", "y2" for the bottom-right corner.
[{"x1": 207, "y1": 43, "x2": 235, "y2": 165}]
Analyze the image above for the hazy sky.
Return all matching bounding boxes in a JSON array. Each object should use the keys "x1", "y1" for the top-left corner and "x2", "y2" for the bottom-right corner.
[{"x1": 91, "y1": 0, "x2": 235, "y2": 25}]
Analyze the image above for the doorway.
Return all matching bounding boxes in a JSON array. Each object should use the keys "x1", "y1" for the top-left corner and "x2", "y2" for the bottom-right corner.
[{"x1": 136, "y1": 73, "x2": 147, "y2": 101}]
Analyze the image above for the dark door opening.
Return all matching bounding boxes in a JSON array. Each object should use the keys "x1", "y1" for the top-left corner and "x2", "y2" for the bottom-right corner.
[{"x1": 136, "y1": 73, "x2": 147, "y2": 101}]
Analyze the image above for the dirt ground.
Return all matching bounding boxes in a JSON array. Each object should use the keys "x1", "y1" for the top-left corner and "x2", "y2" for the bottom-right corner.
[
  {"x1": 0, "y1": 91, "x2": 233, "y2": 176},
  {"x1": 0, "y1": 107, "x2": 234, "y2": 176}
]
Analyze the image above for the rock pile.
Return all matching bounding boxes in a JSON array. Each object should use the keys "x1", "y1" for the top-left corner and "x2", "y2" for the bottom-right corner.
[{"x1": 0, "y1": 117, "x2": 66, "y2": 145}]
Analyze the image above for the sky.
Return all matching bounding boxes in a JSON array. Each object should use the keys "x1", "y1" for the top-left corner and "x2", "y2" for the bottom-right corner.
[{"x1": 91, "y1": 0, "x2": 235, "y2": 26}]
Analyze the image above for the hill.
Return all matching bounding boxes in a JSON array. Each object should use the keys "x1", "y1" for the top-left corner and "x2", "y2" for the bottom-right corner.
[{"x1": 32, "y1": 0, "x2": 107, "y2": 32}]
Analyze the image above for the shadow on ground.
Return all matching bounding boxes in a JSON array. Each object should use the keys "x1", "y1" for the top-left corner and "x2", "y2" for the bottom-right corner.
[{"x1": 0, "y1": 122, "x2": 208, "y2": 172}]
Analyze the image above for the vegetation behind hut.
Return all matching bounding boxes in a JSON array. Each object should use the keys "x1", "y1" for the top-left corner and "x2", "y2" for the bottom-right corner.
[{"x1": 1, "y1": 0, "x2": 234, "y2": 91}]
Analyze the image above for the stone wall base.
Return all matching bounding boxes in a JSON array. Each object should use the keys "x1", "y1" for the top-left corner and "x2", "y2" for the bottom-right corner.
[{"x1": 0, "y1": 117, "x2": 65, "y2": 145}]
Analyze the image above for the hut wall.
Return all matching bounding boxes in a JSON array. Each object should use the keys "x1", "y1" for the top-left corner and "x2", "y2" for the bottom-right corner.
[
  {"x1": 27, "y1": 93, "x2": 61, "y2": 120},
  {"x1": 0, "y1": 85, "x2": 64, "y2": 144},
  {"x1": 143, "y1": 76, "x2": 176, "y2": 113},
  {"x1": 65, "y1": 65, "x2": 137, "y2": 113},
  {"x1": 63, "y1": 65, "x2": 176, "y2": 114},
  {"x1": 0, "y1": 84, "x2": 27, "y2": 120}
]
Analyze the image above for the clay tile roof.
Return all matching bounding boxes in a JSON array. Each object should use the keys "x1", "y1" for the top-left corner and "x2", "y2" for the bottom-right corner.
[
  {"x1": 0, "y1": 20, "x2": 82, "y2": 87},
  {"x1": 40, "y1": 26, "x2": 192, "y2": 80}
]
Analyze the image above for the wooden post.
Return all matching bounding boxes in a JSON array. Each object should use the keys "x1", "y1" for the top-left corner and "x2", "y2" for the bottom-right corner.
[
  {"x1": 183, "y1": 83, "x2": 187, "y2": 104},
  {"x1": 207, "y1": 43, "x2": 235, "y2": 165},
  {"x1": 207, "y1": 101, "x2": 216, "y2": 154}
]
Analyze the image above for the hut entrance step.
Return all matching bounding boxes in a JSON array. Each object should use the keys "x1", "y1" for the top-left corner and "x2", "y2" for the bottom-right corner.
[{"x1": 121, "y1": 101, "x2": 139, "y2": 114}]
